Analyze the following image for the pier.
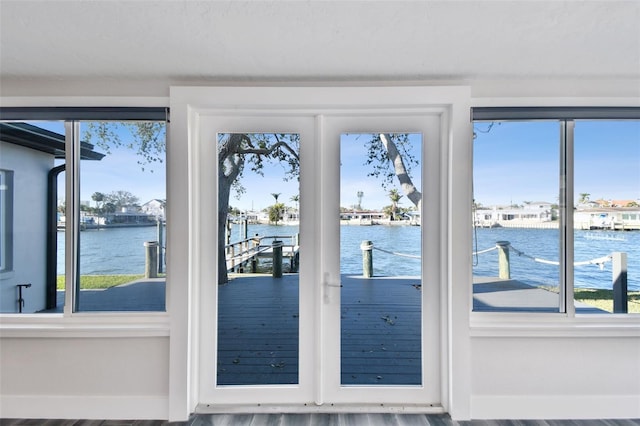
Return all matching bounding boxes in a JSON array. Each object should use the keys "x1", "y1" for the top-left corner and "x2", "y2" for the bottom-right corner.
[{"x1": 225, "y1": 234, "x2": 300, "y2": 275}]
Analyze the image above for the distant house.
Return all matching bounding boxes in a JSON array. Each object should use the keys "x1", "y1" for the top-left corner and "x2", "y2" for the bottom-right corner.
[
  {"x1": 140, "y1": 198, "x2": 165, "y2": 219},
  {"x1": 592, "y1": 199, "x2": 638, "y2": 208},
  {"x1": 340, "y1": 210, "x2": 387, "y2": 225},
  {"x1": 474, "y1": 202, "x2": 556, "y2": 227},
  {"x1": 0, "y1": 122, "x2": 104, "y2": 313},
  {"x1": 574, "y1": 207, "x2": 640, "y2": 230}
]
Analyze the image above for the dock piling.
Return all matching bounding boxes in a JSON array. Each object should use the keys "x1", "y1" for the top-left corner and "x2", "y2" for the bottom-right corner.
[
  {"x1": 272, "y1": 240, "x2": 283, "y2": 278},
  {"x1": 612, "y1": 252, "x2": 628, "y2": 313},
  {"x1": 361, "y1": 240, "x2": 373, "y2": 278},
  {"x1": 144, "y1": 241, "x2": 159, "y2": 278},
  {"x1": 496, "y1": 241, "x2": 511, "y2": 280}
]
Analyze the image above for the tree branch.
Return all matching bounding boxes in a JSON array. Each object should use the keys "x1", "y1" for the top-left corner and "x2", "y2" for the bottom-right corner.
[
  {"x1": 380, "y1": 133, "x2": 422, "y2": 209},
  {"x1": 237, "y1": 141, "x2": 300, "y2": 161}
]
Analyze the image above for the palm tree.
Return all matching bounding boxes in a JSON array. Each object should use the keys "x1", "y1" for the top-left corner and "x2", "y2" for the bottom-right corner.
[
  {"x1": 388, "y1": 188, "x2": 403, "y2": 220},
  {"x1": 270, "y1": 193, "x2": 283, "y2": 225},
  {"x1": 578, "y1": 193, "x2": 591, "y2": 205},
  {"x1": 356, "y1": 191, "x2": 364, "y2": 210},
  {"x1": 290, "y1": 194, "x2": 299, "y2": 212}
]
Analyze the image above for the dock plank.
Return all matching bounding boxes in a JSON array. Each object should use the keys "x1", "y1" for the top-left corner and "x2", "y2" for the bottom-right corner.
[{"x1": 216, "y1": 274, "x2": 424, "y2": 386}]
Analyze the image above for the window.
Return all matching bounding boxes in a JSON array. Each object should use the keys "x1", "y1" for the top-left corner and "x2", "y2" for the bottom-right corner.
[
  {"x1": 0, "y1": 169, "x2": 14, "y2": 274},
  {"x1": 472, "y1": 108, "x2": 640, "y2": 315},
  {"x1": 0, "y1": 109, "x2": 167, "y2": 313}
]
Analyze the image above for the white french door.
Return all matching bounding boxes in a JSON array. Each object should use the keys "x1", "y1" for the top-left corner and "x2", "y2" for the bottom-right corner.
[
  {"x1": 319, "y1": 114, "x2": 442, "y2": 405},
  {"x1": 189, "y1": 88, "x2": 448, "y2": 410}
]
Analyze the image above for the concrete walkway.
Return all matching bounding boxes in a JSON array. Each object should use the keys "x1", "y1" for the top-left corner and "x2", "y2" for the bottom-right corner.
[
  {"x1": 473, "y1": 276, "x2": 604, "y2": 313},
  {"x1": 43, "y1": 275, "x2": 605, "y2": 314},
  {"x1": 45, "y1": 278, "x2": 166, "y2": 312}
]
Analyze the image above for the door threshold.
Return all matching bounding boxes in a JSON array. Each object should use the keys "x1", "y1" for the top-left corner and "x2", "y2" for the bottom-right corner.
[{"x1": 195, "y1": 403, "x2": 445, "y2": 414}]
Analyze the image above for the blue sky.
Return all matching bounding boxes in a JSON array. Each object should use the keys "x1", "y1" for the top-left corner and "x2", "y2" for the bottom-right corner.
[
  {"x1": 35, "y1": 120, "x2": 639, "y2": 210},
  {"x1": 340, "y1": 133, "x2": 422, "y2": 211},
  {"x1": 473, "y1": 120, "x2": 640, "y2": 206},
  {"x1": 35, "y1": 121, "x2": 166, "y2": 205},
  {"x1": 227, "y1": 133, "x2": 422, "y2": 211}
]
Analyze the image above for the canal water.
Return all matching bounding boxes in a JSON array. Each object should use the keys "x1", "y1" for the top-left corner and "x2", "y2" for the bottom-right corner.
[{"x1": 58, "y1": 224, "x2": 639, "y2": 291}]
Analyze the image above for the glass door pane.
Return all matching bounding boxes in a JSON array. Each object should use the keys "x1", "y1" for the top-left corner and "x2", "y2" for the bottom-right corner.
[
  {"x1": 340, "y1": 133, "x2": 422, "y2": 385},
  {"x1": 216, "y1": 132, "x2": 301, "y2": 385}
]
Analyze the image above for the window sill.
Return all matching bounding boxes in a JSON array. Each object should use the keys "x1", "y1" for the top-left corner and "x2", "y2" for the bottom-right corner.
[
  {"x1": 0, "y1": 312, "x2": 170, "y2": 338},
  {"x1": 470, "y1": 312, "x2": 640, "y2": 338}
]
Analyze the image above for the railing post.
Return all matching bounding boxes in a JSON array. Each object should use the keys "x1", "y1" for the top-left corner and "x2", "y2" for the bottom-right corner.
[
  {"x1": 612, "y1": 252, "x2": 628, "y2": 313},
  {"x1": 272, "y1": 240, "x2": 283, "y2": 278},
  {"x1": 361, "y1": 240, "x2": 373, "y2": 278},
  {"x1": 496, "y1": 241, "x2": 511, "y2": 280},
  {"x1": 242, "y1": 219, "x2": 248, "y2": 240},
  {"x1": 144, "y1": 241, "x2": 159, "y2": 278},
  {"x1": 230, "y1": 244, "x2": 236, "y2": 272},
  {"x1": 251, "y1": 236, "x2": 260, "y2": 273}
]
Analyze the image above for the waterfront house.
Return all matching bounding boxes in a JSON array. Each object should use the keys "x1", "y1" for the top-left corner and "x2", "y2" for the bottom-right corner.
[
  {"x1": 474, "y1": 202, "x2": 556, "y2": 228},
  {"x1": 140, "y1": 198, "x2": 166, "y2": 220},
  {"x1": 574, "y1": 207, "x2": 640, "y2": 230},
  {"x1": 340, "y1": 210, "x2": 387, "y2": 225},
  {"x1": 0, "y1": 2, "x2": 638, "y2": 424}
]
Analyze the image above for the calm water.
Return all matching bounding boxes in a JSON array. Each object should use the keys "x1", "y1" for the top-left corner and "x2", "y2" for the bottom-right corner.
[
  {"x1": 57, "y1": 226, "x2": 163, "y2": 275},
  {"x1": 474, "y1": 227, "x2": 640, "y2": 291},
  {"x1": 59, "y1": 224, "x2": 639, "y2": 290}
]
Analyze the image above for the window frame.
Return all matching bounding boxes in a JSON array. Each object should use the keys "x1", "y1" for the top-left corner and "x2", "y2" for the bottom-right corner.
[
  {"x1": 0, "y1": 169, "x2": 14, "y2": 274},
  {"x1": 470, "y1": 106, "x2": 640, "y2": 325},
  {"x1": 0, "y1": 104, "x2": 170, "y2": 335}
]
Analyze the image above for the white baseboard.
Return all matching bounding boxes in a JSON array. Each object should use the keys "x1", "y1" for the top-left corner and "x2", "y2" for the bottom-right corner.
[
  {"x1": 0, "y1": 395, "x2": 169, "y2": 420},
  {"x1": 472, "y1": 395, "x2": 640, "y2": 419}
]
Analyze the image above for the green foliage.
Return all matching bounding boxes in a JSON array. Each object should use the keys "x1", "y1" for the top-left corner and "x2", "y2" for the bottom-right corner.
[
  {"x1": 105, "y1": 190, "x2": 139, "y2": 208},
  {"x1": 361, "y1": 134, "x2": 418, "y2": 190},
  {"x1": 218, "y1": 133, "x2": 300, "y2": 201},
  {"x1": 268, "y1": 202, "x2": 286, "y2": 225},
  {"x1": 83, "y1": 121, "x2": 166, "y2": 171}
]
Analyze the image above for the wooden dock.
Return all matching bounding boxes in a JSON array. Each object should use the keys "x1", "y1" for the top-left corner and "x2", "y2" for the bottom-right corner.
[
  {"x1": 216, "y1": 274, "x2": 422, "y2": 386},
  {"x1": 225, "y1": 235, "x2": 300, "y2": 273},
  {"x1": 216, "y1": 274, "x2": 605, "y2": 386}
]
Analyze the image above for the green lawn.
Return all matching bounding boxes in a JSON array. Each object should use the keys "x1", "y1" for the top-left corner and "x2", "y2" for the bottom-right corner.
[
  {"x1": 574, "y1": 288, "x2": 640, "y2": 313},
  {"x1": 57, "y1": 274, "x2": 145, "y2": 290},
  {"x1": 527, "y1": 285, "x2": 639, "y2": 313}
]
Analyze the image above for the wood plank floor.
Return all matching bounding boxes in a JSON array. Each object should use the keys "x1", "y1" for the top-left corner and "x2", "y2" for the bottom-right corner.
[
  {"x1": 3, "y1": 416, "x2": 638, "y2": 426},
  {"x1": 216, "y1": 274, "x2": 422, "y2": 386}
]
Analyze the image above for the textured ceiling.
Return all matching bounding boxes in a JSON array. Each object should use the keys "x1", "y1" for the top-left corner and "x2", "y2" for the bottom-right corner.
[{"x1": 1, "y1": 1, "x2": 639, "y2": 85}]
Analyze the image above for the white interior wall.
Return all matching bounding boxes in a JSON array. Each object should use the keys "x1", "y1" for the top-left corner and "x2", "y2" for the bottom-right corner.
[
  {"x1": 0, "y1": 336, "x2": 170, "y2": 419},
  {"x1": 470, "y1": 336, "x2": 640, "y2": 419},
  {"x1": 0, "y1": 143, "x2": 50, "y2": 313},
  {"x1": 0, "y1": 79, "x2": 638, "y2": 422}
]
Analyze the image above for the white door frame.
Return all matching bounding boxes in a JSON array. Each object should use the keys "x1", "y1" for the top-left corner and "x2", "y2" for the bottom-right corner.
[
  {"x1": 169, "y1": 86, "x2": 471, "y2": 414},
  {"x1": 319, "y1": 113, "x2": 443, "y2": 405}
]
